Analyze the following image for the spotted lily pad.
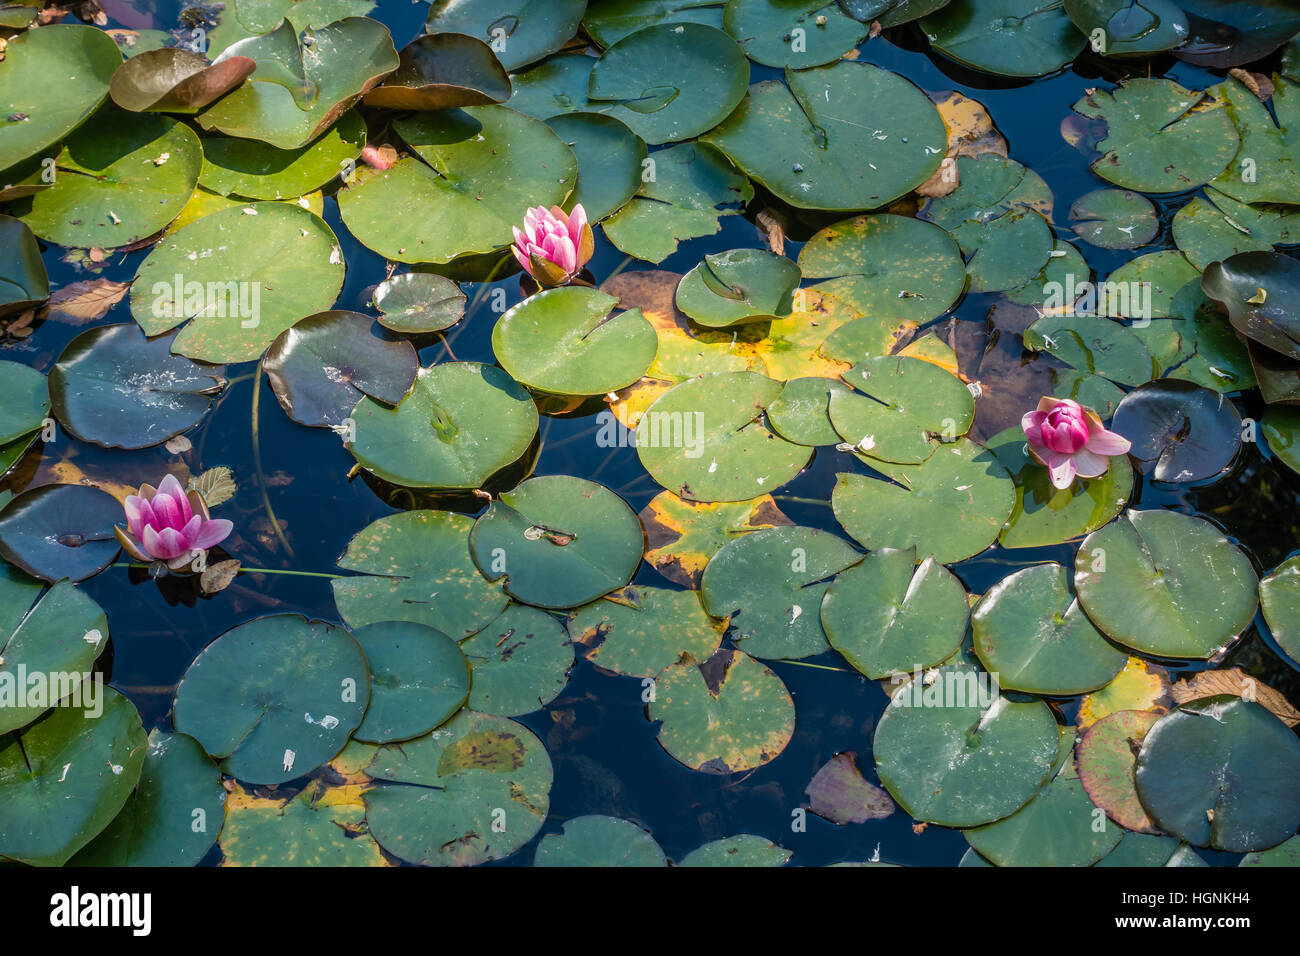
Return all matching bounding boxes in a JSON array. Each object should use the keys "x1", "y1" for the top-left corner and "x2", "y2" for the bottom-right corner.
[
  {"x1": 0, "y1": 686, "x2": 146, "y2": 866},
  {"x1": 1206, "y1": 74, "x2": 1300, "y2": 206},
  {"x1": 701, "y1": 525, "x2": 863, "y2": 659},
  {"x1": 199, "y1": 17, "x2": 399, "y2": 150},
  {"x1": 1077, "y1": 709, "x2": 1161, "y2": 833},
  {"x1": 587, "y1": 23, "x2": 749, "y2": 145},
  {"x1": 873, "y1": 663, "x2": 1060, "y2": 826},
  {"x1": 130, "y1": 202, "x2": 346, "y2": 364},
  {"x1": 964, "y1": 774, "x2": 1121, "y2": 866},
  {"x1": 568, "y1": 586, "x2": 726, "y2": 678},
  {"x1": 1172, "y1": 188, "x2": 1300, "y2": 272},
  {"x1": 639, "y1": 491, "x2": 791, "y2": 587},
  {"x1": 0, "y1": 24, "x2": 122, "y2": 172},
  {"x1": 109, "y1": 48, "x2": 256, "y2": 113},
  {"x1": 984, "y1": 425, "x2": 1133, "y2": 549},
  {"x1": 173, "y1": 614, "x2": 369, "y2": 785},
  {"x1": 1069, "y1": 79, "x2": 1238, "y2": 193},
  {"x1": 493, "y1": 287, "x2": 657, "y2": 396},
  {"x1": 0, "y1": 484, "x2": 122, "y2": 583},
  {"x1": 1110, "y1": 379, "x2": 1241, "y2": 483},
  {"x1": 363, "y1": 710, "x2": 553, "y2": 865},
  {"x1": 372, "y1": 272, "x2": 467, "y2": 334},
  {"x1": 702, "y1": 60, "x2": 946, "y2": 211},
  {"x1": 338, "y1": 106, "x2": 577, "y2": 264},
  {"x1": 972, "y1": 563, "x2": 1126, "y2": 695},
  {"x1": 1135, "y1": 696, "x2": 1300, "y2": 852},
  {"x1": 832, "y1": 438, "x2": 1016, "y2": 563},
  {"x1": 16, "y1": 108, "x2": 202, "y2": 249},
  {"x1": 637, "y1": 371, "x2": 811, "y2": 502},
  {"x1": 425, "y1": 0, "x2": 586, "y2": 70},
  {"x1": 219, "y1": 777, "x2": 387, "y2": 866},
  {"x1": 1069, "y1": 188, "x2": 1158, "y2": 249},
  {"x1": 460, "y1": 603, "x2": 572, "y2": 715},
  {"x1": 0, "y1": 575, "x2": 108, "y2": 735},
  {"x1": 822, "y1": 547, "x2": 968, "y2": 679},
  {"x1": 332, "y1": 509, "x2": 508, "y2": 637},
  {"x1": 1024, "y1": 313, "x2": 1155, "y2": 386},
  {"x1": 1259, "y1": 555, "x2": 1300, "y2": 665},
  {"x1": 797, "y1": 213, "x2": 966, "y2": 326},
  {"x1": 199, "y1": 109, "x2": 366, "y2": 200},
  {"x1": 678, "y1": 834, "x2": 792, "y2": 866},
  {"x1": 347, "y1": 362, "x2": 538, "y2": 490},
  {"x1": 70, "y1": 729, "x2": 226, "y2": 866},
  {"x1": 723, "y1": 0, "x2": 870, "y2": 68},
  {"x1": 363, "y1": 33, "x2": 511, "y2": 110},
  {"x1": 1240, "y1": 835, "x2": 1300, "y2": 867},
  {"x1": 264, "y1": 311, "x2": 417, "y2": 428},
  {"x1": 535, "y1": 814, "x2": 668, "y2": 866},
  {"x1": 649, "y1": 648, "x2": 796, "y2": 773},
  {"x1": 351, "y1": 621, "x2": 470, "y2": 744},
  {"x1": 1074, "y1": 509, "x2": 1258, "y2": 659}
]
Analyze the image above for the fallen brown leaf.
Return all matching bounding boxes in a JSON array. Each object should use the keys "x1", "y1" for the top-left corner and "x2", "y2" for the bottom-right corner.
[
  {"x1": 1171, "y1": 668, "x2": 1300, "y2": 727},
  {"x1": 45, "y1": 278, "x2": 130, "y2": 324}
]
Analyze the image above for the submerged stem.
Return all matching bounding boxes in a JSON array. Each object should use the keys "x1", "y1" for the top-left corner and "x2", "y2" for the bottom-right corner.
[{"x1": 251, "y1": 361, "x2": 295, "y2": 559}]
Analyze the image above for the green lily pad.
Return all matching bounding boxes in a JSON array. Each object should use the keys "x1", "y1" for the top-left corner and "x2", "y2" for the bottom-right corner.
[
  {"x1": 972, "y1": 563, "x2": 1126, "y2": 695},
  {"x1": 922, "y1": 0, "x2": 1085, "y2": 77},
  {"x1": 0, "y1": 484, "x2": 122, "y2": 583},
  {"x1": 0, "y1": 576, "x2": 108, "y2": 735},
  {"x1": 352, "y1": 621, "x2": 470, "y2": 744},
  {"x1": 199, "y1": 109, "x2": 366, "y2": 200},
  {"x1": 964, "y1": 775, "x2": 1121, "y2": 866},
  {"x1": 700, "y1": 525, "x2": 863, "y2": 659},
  {"x1": 0, "y1": 686, "x2": 145, "y2": 866},
  {"x1": 919, "y1": 155, "x2": 1053, "y2": 293},
  {"x1": 172, "y1": 614, "x2": 369, "y2": 785},
  {"x1": 832, "y1": 438, "x2": 1016, "y2": 563},
  {"x1": 0, "y1": 214, "x2": 48, "y2": 316},
  {"x1": 1131, "y1": 309, "x2": 1256, "y2": 393},
  {"x1": 1201, "y1": 251, "x2": 1300, "y2": 363},
  {"x1": 1259, "y1": 554, "x2": 1300, "y2": 665},
  {"x1": 1095, "y1": 832, "x2": 1195, "y2": 867},
  {"x1": 109, "y1": 47, "x2": 256, "y2": 113},
  {"x1": 535, "y1": 814, "x2": 668, "y2": 866},
  {"x1": 1240, "y1": 835, "x2": 1300, "y2": 867},
  {"x1": 347, "y1": 362, "x2": 538, "y2": 490},
  {"x1": 675, "y1": 248, "x2": 800, "y2": 328},
  {"x1": 460, "y1": 603, "x2": 572, "y2": 715},
  {"x1": 568, "y1": 585, "x2": 726, "y2": 678},
  {"x1": 1206, "y1": 74, "x2": 1300, "y2": 206},
  {"x1": 70, "y1": 729, "x2": 226, "y2": 866},
  {"x1": 264, "y1": 311, "x2": 417, "y2": 429},
  {"x1": 470, "y1": 476, "x2": 644, "y2": 609},
  {"x1": 830, "y1": 355, "x2": 975, "y2": 464},
  {"x1": 678, "y1": 834, "x2": 792, "y2": 866},
  {"x1": 822, "y1": 547, "x2": 968, "y2": 679},
  {"x1": 637, "y1": 371, "x2": 811, "y2": 502},
  {"x1": 199, "y1": 17, "x2": 398, "y2": 150},
  {"x1": 1077, "y1": 708, "x2": 1161, "y2": 833},
  {"x1": 493, "y1": 287, "x2": 657, "y2": 397},
  {"x1": 1135, "y1": 696, "x2": 1300, "y2": 851},
  {"x1": 767, "y1": 377, "x2": 855, "y2": 446},
  {"x1": 723, "y1": 0, "x2": 869, "y2": 68},
  {"x1": 233, "y1": 0, "x2": 377, "y2": 33},
  {"x1": 1110, "y1": 379, "x2": 1241, "y2": 483},
  {"x1": 649, "y1": 648, "x2": 796, "y2": 773},
  {"x1": 985, "y1": 425, "x2": 1133, "y2": 549},
  {"x1": 1024, "y1": 313, "x2": 1155, "y2": 386},
  {"x1": 372, "y1": 272, "x2": 467, "y2": 334},
  {"x1": 363, "y1": 710, "x2": 553, "y2": 865},
  {"x1": 585, "y1": 0, "x2": 727, "y2": 46},
  {"x1": 1074, "y1": 509, "x2": 1258, "y2": 659},
  {"x1": 49, "y1": 324, "x2": 225, "y2": 450},
  {"x1": 131, "y1": 202, "x2": 346, "y2": 364},
  {"x1": 505, "y1": 53, "x2": 594, "y2": 119},
  {"x1": 0, "y1": 24, "x2": 121, "y2": 172},
  {"x1": 1069, "y1": 188, "x2": 1158, "y2": 249},
  {"x1": 219, "y1": 777, "x2": 386, "y2": 867},
  {"x1": 1069, "y1": 79, "x2": 1238, "y2": 193},
  {"x1": 1265, "y1": 405, "x2": 1300, "y2": 476},
  {"x1": 701, "y1": 59, "x2": 946, "y2": 211},
  {"x1": 545, "y1": 112, "x2": 646, "y2": 222},
  {"x1": 332, "y1": 509, "x2": 508, "y2": 637},
  {"x1": 338, "y1": 106, "x2": 577, "y2": 264},
  {"x1": 1005, "y1": 237, "x2": 1090, "y2": 307},
  {"x1": 798, "y1": 213, "x2": 966, "y2": 326},
  {"x1": 425, "y1": 0, "x2": 586, "y2": 70},
  {"x1": 364, "y1": 33, "x2": 511, "y2": 110},
  {"x1": 1062, "y1": 0, "x2": 1189, "y2": 55},
  {"x1": 587, "y1": 23, "x2": 749, "y2": 145},
  {"x1": 1172, "y1": 188, "x2": 1300, "y2": 272},
  {"x1": 639, "y1": 491, "x2": 792, "y2": 587},
  {"x1": 602, "y1": 142, "x2": 753, "y2": 263},
  {"x1": 873, "y1": 663, "x2": 1060, "y2": 826},
  {"x1": 1107, "y1": 249, "x2": 1205, "y2": 320},
  {"x1": 16, "y1": 108, "x2": 202, "y2": 249},
  {"x1": 0, "y1": 358, "x2": 48, "y2": 447}
]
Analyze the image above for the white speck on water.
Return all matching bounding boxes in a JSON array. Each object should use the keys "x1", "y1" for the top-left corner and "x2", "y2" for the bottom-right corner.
[
  {"x1": 283, "y1": 749, "x2": 296, "y2": 772},
  {"x1": 330, "y1": 246, "x2": 343, "y2": 264},
  {"x1": 109, "y1": 763, "x2": 123, "y2": 775},
  {"x1": 58, "y1": 763, "x2": 71, "y2": 783}
]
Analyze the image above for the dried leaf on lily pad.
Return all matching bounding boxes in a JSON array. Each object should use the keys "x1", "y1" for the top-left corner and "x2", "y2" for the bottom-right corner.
[
  {"x1": 1169, "y1": 668, "x2": 1300, "y2": 727},
  {"x1": 805, "y1": 752, "x2": 894, "y2": 825},
  {"x1": 199, "y1": 559, "x2": 240, "y2": 595}
]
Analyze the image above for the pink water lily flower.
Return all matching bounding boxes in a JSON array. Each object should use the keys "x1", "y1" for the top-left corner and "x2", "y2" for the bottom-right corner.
[
  {"x1": 1022, "y1": 396, "x2": 1131, "y2": 490},
  {"x1": 511, "y1": 203, "x2": 594, "y2": 287},
  {"x1": 115, "y1": 474, "x2": 233, "y2": 571}
]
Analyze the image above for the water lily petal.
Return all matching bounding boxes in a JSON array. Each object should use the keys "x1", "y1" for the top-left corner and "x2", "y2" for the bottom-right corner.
[
  {"x1": 192, "y1": 518, "x2": 234, "y2": 551},
  {"x1": 1047, "y1": 452, "x2": 1078, "y2": 490},
  {"x1": 1072, "y1": 447, "x2": 1111, "y2": 478},
  {"x1": 1085, "y1": 427, "x2": 1132, "y2": 456}
]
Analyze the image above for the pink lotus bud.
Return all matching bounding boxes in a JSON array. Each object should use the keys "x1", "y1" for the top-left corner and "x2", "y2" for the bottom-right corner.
[
  {"x1": 359, "y1": 144, "x2": 393, "y2": 170},
  {"x1": 1022, "y1": 397, "x2": 1132, "y2": 490},
  {"x1": 511, "y1": 203, "x2": 594, "y2": 287},
  {"x1": 115, "y1": 474, "x2": 233, "y2": 571}
]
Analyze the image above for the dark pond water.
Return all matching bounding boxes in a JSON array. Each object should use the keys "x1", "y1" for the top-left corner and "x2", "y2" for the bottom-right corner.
[{"x1": 6, "y1": 0, "x2": 1300, "y2": 866}]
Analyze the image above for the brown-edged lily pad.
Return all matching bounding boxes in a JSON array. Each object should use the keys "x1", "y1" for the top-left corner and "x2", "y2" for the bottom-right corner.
[
  {"x1": 364, "y1": 33, "x2": 511, "y2": 110},
  {"x1": 109, "y1": 48, "x2": 256, "y2": 114}
]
